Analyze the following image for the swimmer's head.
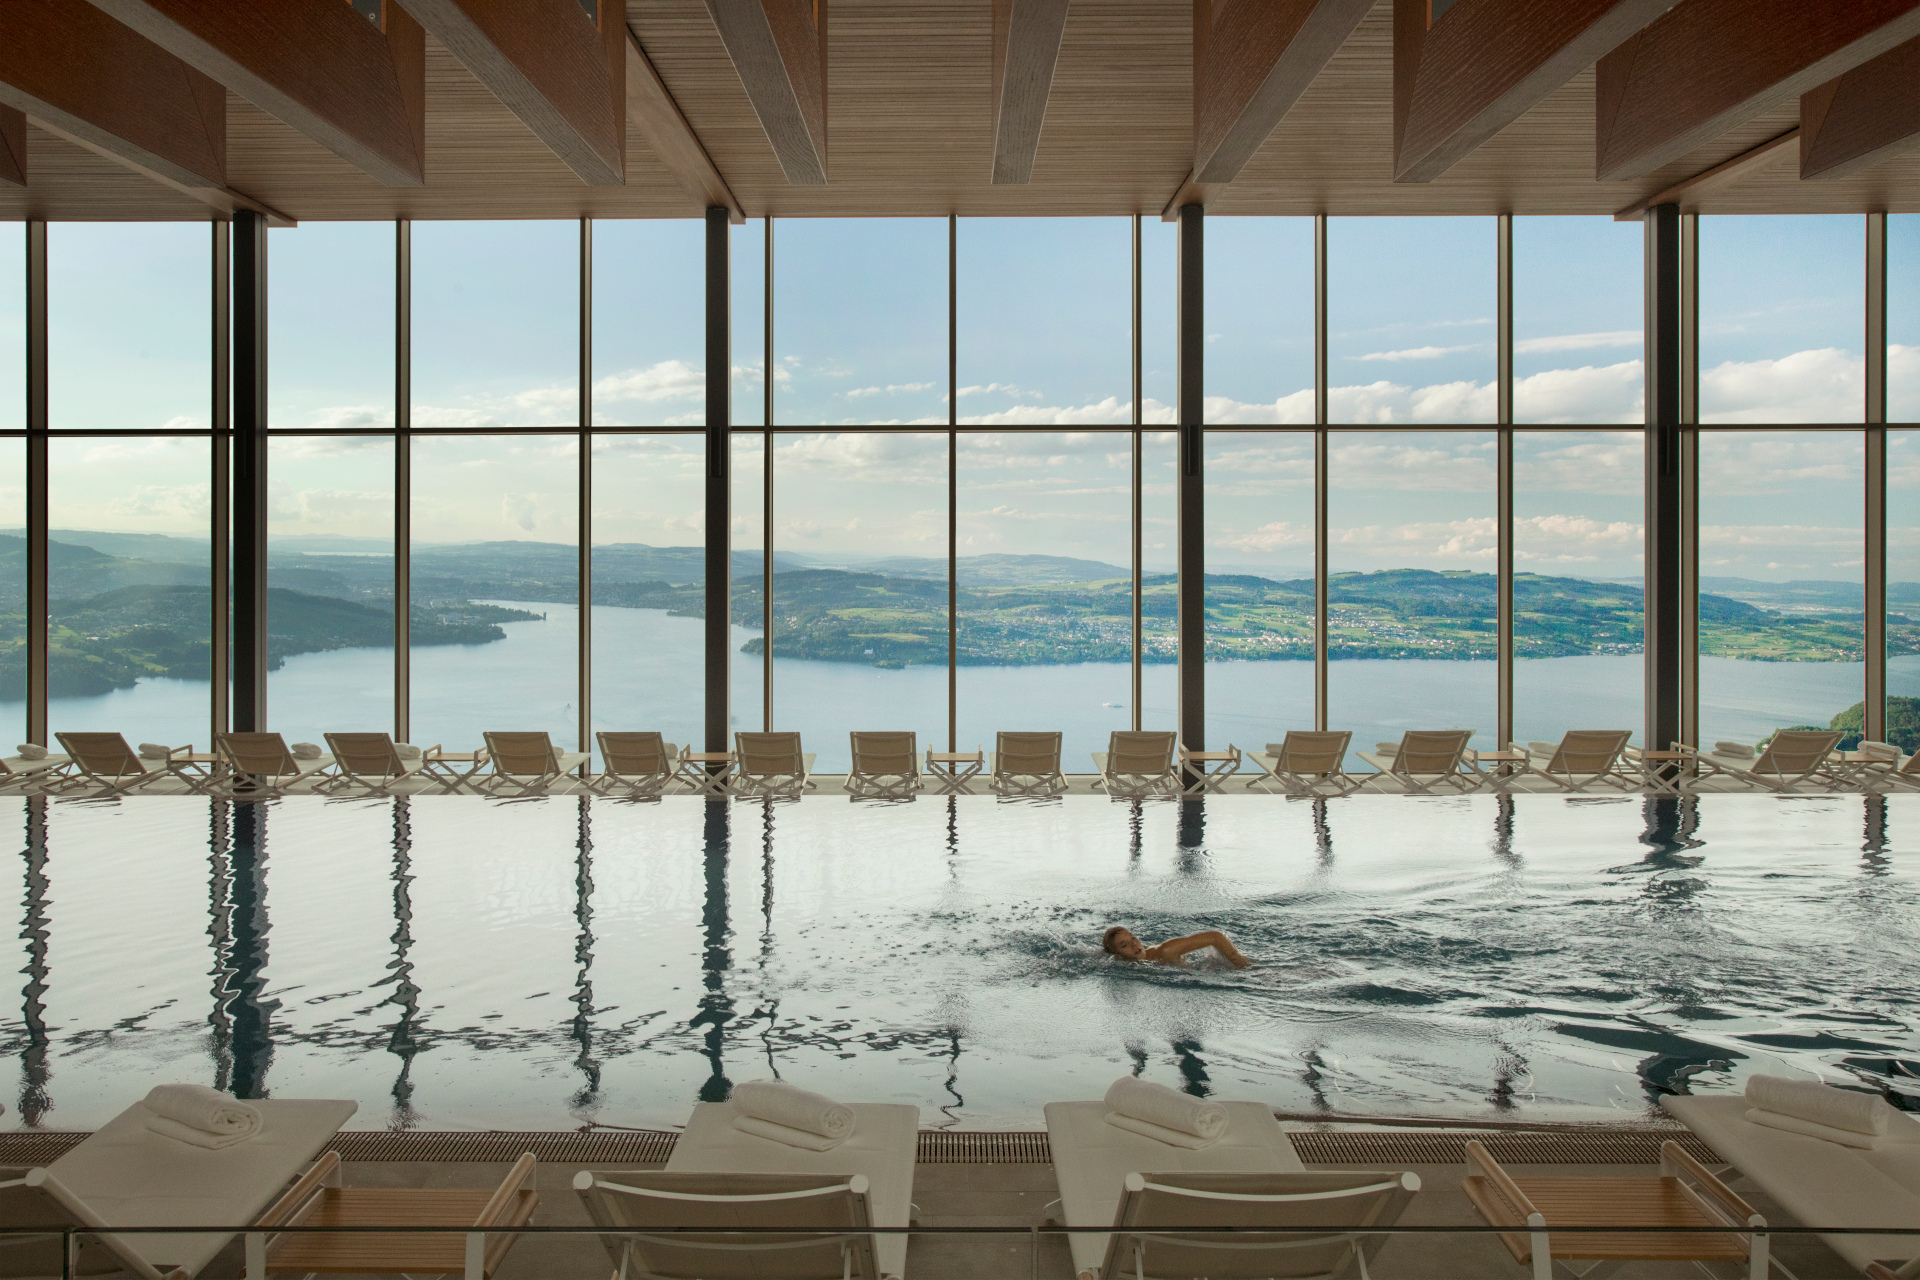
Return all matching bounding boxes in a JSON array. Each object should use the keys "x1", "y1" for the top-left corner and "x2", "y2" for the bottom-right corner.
[{"x1": 1103, "y1": 926, "x2": 1145, "y2": 960}]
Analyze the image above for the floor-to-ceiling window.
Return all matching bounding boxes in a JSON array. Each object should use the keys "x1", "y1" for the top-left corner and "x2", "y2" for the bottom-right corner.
[{"x1": 0, "y1": 223, "x2": 24, "y2": 743}]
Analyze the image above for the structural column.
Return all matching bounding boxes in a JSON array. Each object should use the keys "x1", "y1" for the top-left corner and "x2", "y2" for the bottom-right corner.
[
  {"x1": 1176, "y1": 204, "x2": 1205, "y2": 760},
  {"x1": 23, "y1": 222, "x2": 47, "y2": 747},
  {"x1": 1866, "y1": 210, "x2": 1889, "y2": 743},
  {"x1": 1495, "y1": 214, "x2": 1514, "y2": 750},
  {"x1": 394, "y1": 220, "x2": 412, "y2": 745},
  {"x1": 231, "y1": 210, "x2": 270, "y2": 732},
  {"x1": 1678, "y1": 213, "x2": 1700, "y2": 751},
  {"x1": 577, "y1": 217, "x2": 593, "y2": 759},
  {"x1": 210, "y1": 222, "x2": 231, "y2": 746},
  {"x1": 1129, "y1": 215, "x2": 1143, "y2": 732},
  {"x1": 1643, "y1": 203, "x2": 1683, "y2": 753},
  {"x1": 1312, "y1": 214, "x2": 1328, "y2": 732},
  {"x1": 704, "y1": 208, "x2": 732, "y2": 754}
]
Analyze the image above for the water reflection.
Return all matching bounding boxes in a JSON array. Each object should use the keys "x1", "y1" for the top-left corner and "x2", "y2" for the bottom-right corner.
[
  {"x1": 1864, "y1": 794, "x2": 1890, "y2": 875},
  {"x1": 17, "y1": 800, "x2": 49, "y2": 1125},
  {"x1": 216, "y1": 803, "x2": 276, "y2": 1098},
  {"x1": 380, "y1": 798, "x2": 424, "y2": 1127},
  {"x1": 694, "y1": 802, "x2": 733, "y2": 1102},
  {"x1": 569, "y1": 796, "x2": 600, "y2": 1114}
]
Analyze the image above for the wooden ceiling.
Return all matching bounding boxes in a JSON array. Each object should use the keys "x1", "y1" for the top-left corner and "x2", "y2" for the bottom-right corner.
[{"x1": 4, "y1": 0, "x2": 1918, "y2": 224}]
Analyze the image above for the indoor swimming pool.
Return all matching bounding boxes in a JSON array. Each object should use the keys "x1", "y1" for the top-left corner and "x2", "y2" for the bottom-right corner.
[{"x1": 2, "y1": 793, "x2": 1914, "y2": 1133}]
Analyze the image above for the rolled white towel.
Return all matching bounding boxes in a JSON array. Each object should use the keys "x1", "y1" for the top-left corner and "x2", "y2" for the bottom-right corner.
[
  {"x1": 732, "y1": 1116, "x2": 846, "y2": 1151},
  {"x1": 1104, "y1": 1113, "x2": 1219, "y2": 1149},
  {"x1": 1745, "y1": 1075, "x2": 1891, "y2": 1137},
  {"x1": 1103, "y1": 1077, "x2": 1228, "y2": 1147},
  {"x1": 393, "y1": 743, "x2": 423, "y2": 760},
  {"x1": 1526, "y1": 741, "x2": 1559, "y2": 759},
  {"x1": 1746, "y1": 1108, "x2": 1880, "y2": 1149},
  {"x1": 142, "y1": 1083, "x2": 260, "y2": 1149},
  {"x1": 1374, "y1": 742, "x2": 1400, "y2": 755},
  {"x1": 730, "y1": 1081, "x2": 854, "y2": 1144},
  {"x1": 15, "y1": 744, "x2": 46, "y2": 761},
  {"x1": 138, "y1": 743, "x2": 174, "y2": 760},
  {"x1": 1714, "y1": 741, "x2": 1756, "y2": 759},
  {"x1": 290, "y1": 742, "x2": 323, "y2": 761}
]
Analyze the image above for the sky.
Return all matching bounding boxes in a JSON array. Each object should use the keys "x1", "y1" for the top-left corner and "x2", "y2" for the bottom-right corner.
[{"x1": 2, "y1": 213, "x2": 1911, "y2": 585}]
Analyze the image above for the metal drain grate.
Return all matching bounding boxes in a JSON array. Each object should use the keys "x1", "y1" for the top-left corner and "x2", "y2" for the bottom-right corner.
[
  {"x1": 0, "y1": 1132, "x2": 87, "y2": 1166},
  {"x1": 917, "y1": 1130, "x2": 1053, "y2": 1164},
  {"x1": 328, "y1": 1130, "x2": 681, "y2": 1164},
  {"x1": 1288, "y1": 1129, "x2": 1716, "y2": 1166}
]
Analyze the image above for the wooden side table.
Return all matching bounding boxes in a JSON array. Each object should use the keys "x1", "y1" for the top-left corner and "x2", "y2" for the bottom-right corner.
[
  {"x1": 421, "y1": 748, "x2": 490, "y2": 794},
  {"x1": 673, "y1": 751, "x2": 736, "y2": 798},
  {"x1": 926, "y1": 749, "x2": 984, "y2": 795},
  {"x1": 1474, "y1": 748, "x2": 1529, "y2": 792},
  {"x1": 1633, "y1": 748, "x2": 1696, "y2": 795},
  {"x1": 1179, "y1": 746, "x2": 1242, "y2": 794}
]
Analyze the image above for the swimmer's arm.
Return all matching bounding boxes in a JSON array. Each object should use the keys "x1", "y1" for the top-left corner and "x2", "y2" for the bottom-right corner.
[{"x1": 1149, "y1": 931, "x2": 1251, "y2": 968}]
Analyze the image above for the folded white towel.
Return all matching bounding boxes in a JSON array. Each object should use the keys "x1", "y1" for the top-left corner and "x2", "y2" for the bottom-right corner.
[
  {"x1": 291, "y1": 742, "x2": 323, "y2": 761},
  {"x1": 732, "y1": 1115, "x2": 846, "y2": 1151},
  {"x1": 1745, "y1": 1075, "x2": 1891, "y2": 1136},
  {"x1": 1715, "y1": 741, "x2": 1756, "y2": 759},
  {"x1": 1103, "y1": 1112, "x2": 1219, "y2": 1149},
  {"x1": 1526, "y1": 741, "x2": 1559, "y2": 758},
  {"x1": 1746, "y1": 1107, "x2": 1880, "y2": 1149},
  {"x1": 138, "y1": 743, "x2": 173, "y2": 760},
  {"x1": 730, "y1": 1080, "x2": 855, "y2": 1142},
  {"x1": 1102, "y1": 1077, "x2": 1228, "y2": 1145},
  {"x1": 14, "y1": 744, "x2": 45, "y2": 761},
  {"x1": 394, "y1": 743, "x2": 423, "y2": 760},
  {"x1": 1375, "y1": 742, "x2": 1399, "y2": 755},
  {"x1": 142, "y1": 1084, "x2": 260, "y2": 1148}
]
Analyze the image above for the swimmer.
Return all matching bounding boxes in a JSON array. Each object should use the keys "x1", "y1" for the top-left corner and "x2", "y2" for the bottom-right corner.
[{"x1": 1102, "y1": 926, "x2": 1250, "y2": 968}]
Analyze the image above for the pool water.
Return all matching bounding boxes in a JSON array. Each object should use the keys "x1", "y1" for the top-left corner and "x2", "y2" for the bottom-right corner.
[{"x1": 4, "y1": 794, "x2": 1916, "y2": 1132}]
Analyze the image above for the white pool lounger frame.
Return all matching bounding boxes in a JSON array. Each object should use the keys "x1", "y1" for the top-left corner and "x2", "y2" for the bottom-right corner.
[{"x1": 1663, "y1": 1093, "x2": 1920, "y2": 1277}]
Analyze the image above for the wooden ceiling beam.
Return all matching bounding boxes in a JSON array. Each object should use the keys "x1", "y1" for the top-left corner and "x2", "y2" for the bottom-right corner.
[
  {"x1": 626, "y1": 27, "x2": 743, "y2": 221},
  {"x1": 1799, "y1": 36, "x2": 1920, "y2": 181},
  {"x1": 1194, "y1": 0, "x2": 1373, "y2": 184},
  {"x1": 1612, "y1": 126, "x2": 1797, "y2": 219},
  {"x1": 32, "y1": 115, "x2": 297, "y2": 225},
  {"x1": 705, "y1": 0, "x2": 829, "y2": 186},
  {"x1": 1394, "y1": 0, "x2": 1679, "y2": 184},
  {"x1": 1596, "y1": 0, "x2": 1920, "y2": 182},
  {"x1": 396, "y1": 0, "x2": 625, "y2": 186},
  {"x1": 0, "y1": 0, "x2": 226, "y2": 189},
  {"x1": 83, "y1": 0, "x2": 426, "y2": 187},
  {"x1": 0, "y1": 107, "x2": 23, "y2": 188},
  {"x1": 990, "y1": 0, "x2": 1070, "y2": 185}
]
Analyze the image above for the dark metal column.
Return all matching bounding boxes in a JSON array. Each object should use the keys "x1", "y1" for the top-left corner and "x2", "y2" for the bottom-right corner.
[
  {"x1": 1643, "y1": 203, "x2": 1683, "y2": 754},
  {"x1": 1866, "y1": 210, "x2": 1888, "y2": 743},
  {"x1": 231, "y1": 211, "x2": 269, "y2": 732},
  {"x1": 763, "y1": 219, "x2": 773, "y2": 732},
  {"x1": 1176, "y1": 203, "x2": 1204, "y2": 759},
  {"x1": 949, "y1": 213, "x2": 960, "y2": 746},
  {"x1": 1130, "y1": 214, "x2": 1142, "y2": 733},
  {"x1": 578, "y1": 217, "x2": 593, "y2": 761},
  {"x1": 24, "y1": 222, "x2": 46, "y2": 746},
  {"x1": 705, "y1": 208, "x2": 732, "y2": 754},
  {"x1": 394, "y1": 221, "x2": 411, "y2": 744},
  {"x1": 1678, "y1": 214, "x2": 1700, "y2": 752},
  {"x1": 211, "y1": 222, "x2": 231, "y2": 747},
  {"x1": 1312, "y1": 214, "x2": 1328, "y2": 733},
  {"x1": 1496, "y1": 214, "x2": 1514, "y2": 751}
]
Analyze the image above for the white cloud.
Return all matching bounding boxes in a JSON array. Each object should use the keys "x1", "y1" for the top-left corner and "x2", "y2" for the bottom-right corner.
[
  {"x1": 1512, "y1": 360, "x2": 1643, "y2": 424},
  {"x1": 1514, "y1": 515, "x2": 1642, "y2": 566},
  {"x1": 1215, "y1": 520, "x2": 1313, "y2": 554},
  {"x1": 1330, "y1": 438, "x2": 1495, "y2": 492},
  {"x1": 845, "y1": 382, "x2": 934, "y2": 398},
  {"x1": 1700, "y1": 347, "x2": 1862, "y2": 424},
  {"x1": 958, "y1": 396, "x2": 1135, "y2": 426},
  {"x1": 1353, "y1": 344, "x2": 1479, "y2": 362},
  {"x1": 956, "y1": 382, "x2": 1040, "y2": 400},
  {"x1": 594, "y1": 359, "x2": 705, "y2": 405},
  {"x1": 1514, "y1": 330, "x2": 1641, "y2": 354},
  {"x1": 1335, "y1": 516, "x2": 1498, "y2": 564}
]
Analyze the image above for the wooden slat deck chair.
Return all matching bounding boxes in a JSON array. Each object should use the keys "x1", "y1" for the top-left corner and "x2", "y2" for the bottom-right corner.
[
  {"x1": 1846, "y1": 740, "x2": 1920, "y2": 793},
  {"x1": 590, "y1": 732, "x2": 680, "y2": 800},
  {"x1": 573, "y1": 1170, "x2": 882, "y2": 1280},
  {"x1": 247, "y1": 1150, "x2": 537, "y2": 1280},
  {"x1": 0, "y1": 749, "x2": 72, "y2": 795},
  {"x1": 845, "y1": 731, "x2": 921, "y2": 800},
  {"x1": 1461, "y1": 1139, "x2": 1766, "y2": 1280},
  {"x1": 1247, "y1": 731, "x2": 1358, "y2": 797},
  {"x1": 1523, "y1": 730, "x2": 1636, "y2": 793},
  {"x1": 734, "y1": 732, "x2": 816, "y2": 798},
  {"x1": 1092, "y1": 731, "x2": 1180, "y2": 800},
  {"x1": 215, "y1": 733, "x2": 332, "y2": 799},
  {"x1": 991, "y1": 731, "x2": 1067, "y2": 797},
  {"x1": 50, "y1": 733, "x2": 181, "y2": 796},
  {"x1": 1356, "y1": 730, "x2": 1480, "y2": 794},
  {"x1": 478, "y1": 731, "x2": 590, "y2": 798},
  {"x1": 1098, "y1": 1169, "x2": 1421, "y2": 1280},
  {"x1": 320, "y1": 733, "x2": 427, "y2": 797},
  {"x1": 1684, "y1": 729, "x2": 1847, "y2": 793}
]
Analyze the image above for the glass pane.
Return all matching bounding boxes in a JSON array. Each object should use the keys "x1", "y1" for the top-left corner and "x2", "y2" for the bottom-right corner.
[
  {"x1": 0, "y1": 222, "x2": 21, "y2": 431},
  {"x1": 1203, "y1": 431, "x2": 1315, "y2": 753},
  {"x1": 732, "y1": 220, "x2": 766, "y2": 428},
  {"x1": 589, "y1": 433, "x2": 705, "y2": 756},
  {"x1": 956, "y1": 431, "x2": 1131, "y2": 768},
  {"x1": 768, "y1": 432, "x2": 948, "y2": 772},
  {"x1": 958, "y1": 218, "x2": 1130, "y2": 423},
  {"x1": 1327, "y1": 218, "x2": 1494, "y2": 425},
  {"x1": 592, "y1": 219, "x2": 705, "y2": 427},
  {"x1": 49, "y1": 224, "x2": 210, "y2": 430},
  {"x1": 1142, "y1": 218, "x2": 1178, "y2": 424},
  {"x1": 1892, "y1": 215, "x2": 1920, "y2": 423},
  {"x1": 269, "y1": 222, "x2": 395, "y2": 429},
  {"x1": 408, "y1": 435, "x2": 579, "y2": 749},
  {"x1": 1140, "y1": 430, "x2": 1179, "y2": 736},
  {"x1": 775, "y1": 219, "x2": 946, "y2": 426},
  {"x1": 731, "y1": 431, "x2": 764, "y2": 740},
  {"x1": 267, "y1": 436, "x2": 395, "y2": 744},
  {"x1": 1326, "y1": 430, "x2": 1497, "y2": 752},
  {"x1": 411, "y1": 222, "x2": 578, "y2": 428},
  {"x1": 0, "y1": 439, "x2": 24, "y2": 743},
  {"x1": 1891, "y1": 427, "x2": 1920, "y2": 744},
  {"x1": 48, "y1": 436, "x2": 211, "y2": 748},
  {"x1": 1513, "y1": 217, "x2": 1643, "y2": 424},
  {"x1": 1204, "y1": 218, "x2": 1314, "y2": 423},
  {"x1": 1512, "y1": 431, "x2": 1644, "y2": 745},
  {"x1": 1700, "y1": 215, "x2": 1863, "y2": 423},
  {"x1": 1698, "y1": 430, "x2": 1863, "y2": 746}
]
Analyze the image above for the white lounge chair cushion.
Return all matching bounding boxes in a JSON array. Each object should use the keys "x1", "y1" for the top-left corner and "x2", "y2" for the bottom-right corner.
[
  {"x1": 393, "y1": 742, "x2": 423, "y2": 759},
  {"x1": 289, "y1": 742, "x2": 323, "y2": 760},
  {"x1": 15, "y1": 743, "x2": 45, "y2": 760},
  {"x1": 667, "y1": 1100, "x2": 918, "y2": 1280},
  {"x1": 1046, "y1": 1099, "x2": 1303, "y2": 1280},
  {"x1": 1664, "y1": 1094, "x2": 1920, "y2": 1272},
  {"x1": 47, "y1": 1096, "x2": 356, "y2": 1277},
  {"x1": 137, "y1": 743, "x2": 173, "y2": 760},
  {"x1": 1715, "y1": 741, "x2": 1757, "y2": 758}
]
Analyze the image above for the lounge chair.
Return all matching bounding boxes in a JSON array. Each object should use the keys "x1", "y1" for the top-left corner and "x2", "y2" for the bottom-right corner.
[
  {"x1": 10, "y1": 1094, "x2": 356, "y2": 1279},
  {"x1": 589, "y1": 732, "x2": 681, "y2": 800},
  {"x1": 574, "y1": 1170, "x2": 882, "y2": 1280},
  {"x1": 845, "y1": 731, "x2": 921, "y2": 800},
  {"x1": 1521, "y1": 730, "x2": 1636, "y2": 793},
  {"x1": 990, "y1": 731, "x2": 1067, "y2": 797},
  {"x1": 1356, "y1": 730, "x2": 1480, "y2": 794},
  {"x1": 0, "y1": 748, "x2": 72, "y2": 794},
  {"x1": 1684, "y1": 730, "x2": 1847, "y2": 793},
  {"x1": 246, "y1": 1149, "x2": 537, "y2": 1280},
  {"x1": 1046, "y1": 1095, "x2": 1404, "y2": 1280},
  {"x1": 319, "y1": 733, "x2": 428, "y2": 797},
  {"x1": 1663, "y1": 1089, "x2": 1920, "y2": 1278},
  {"x1": 1092, "y1": 731, "x2": 1180, "y2": 800},
  {"x1": 637, "y1": 1093, "x2": 919, "y2": 1279},
  {"x1": 51, "y1": 733, "x2": 185, "y2": 795},
  {"x1": 1246, "y1": 731, "x2": 1359, "y2": 797},
  {"x1": 215, "y1": 733, "x2": 333, "y2": 799},
  {"x1": 734, "y1": 732, "x2": 816, "y2": 798},
  {"x1": 477, "y1": 731, "x2": 589, "y2": 797}
]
